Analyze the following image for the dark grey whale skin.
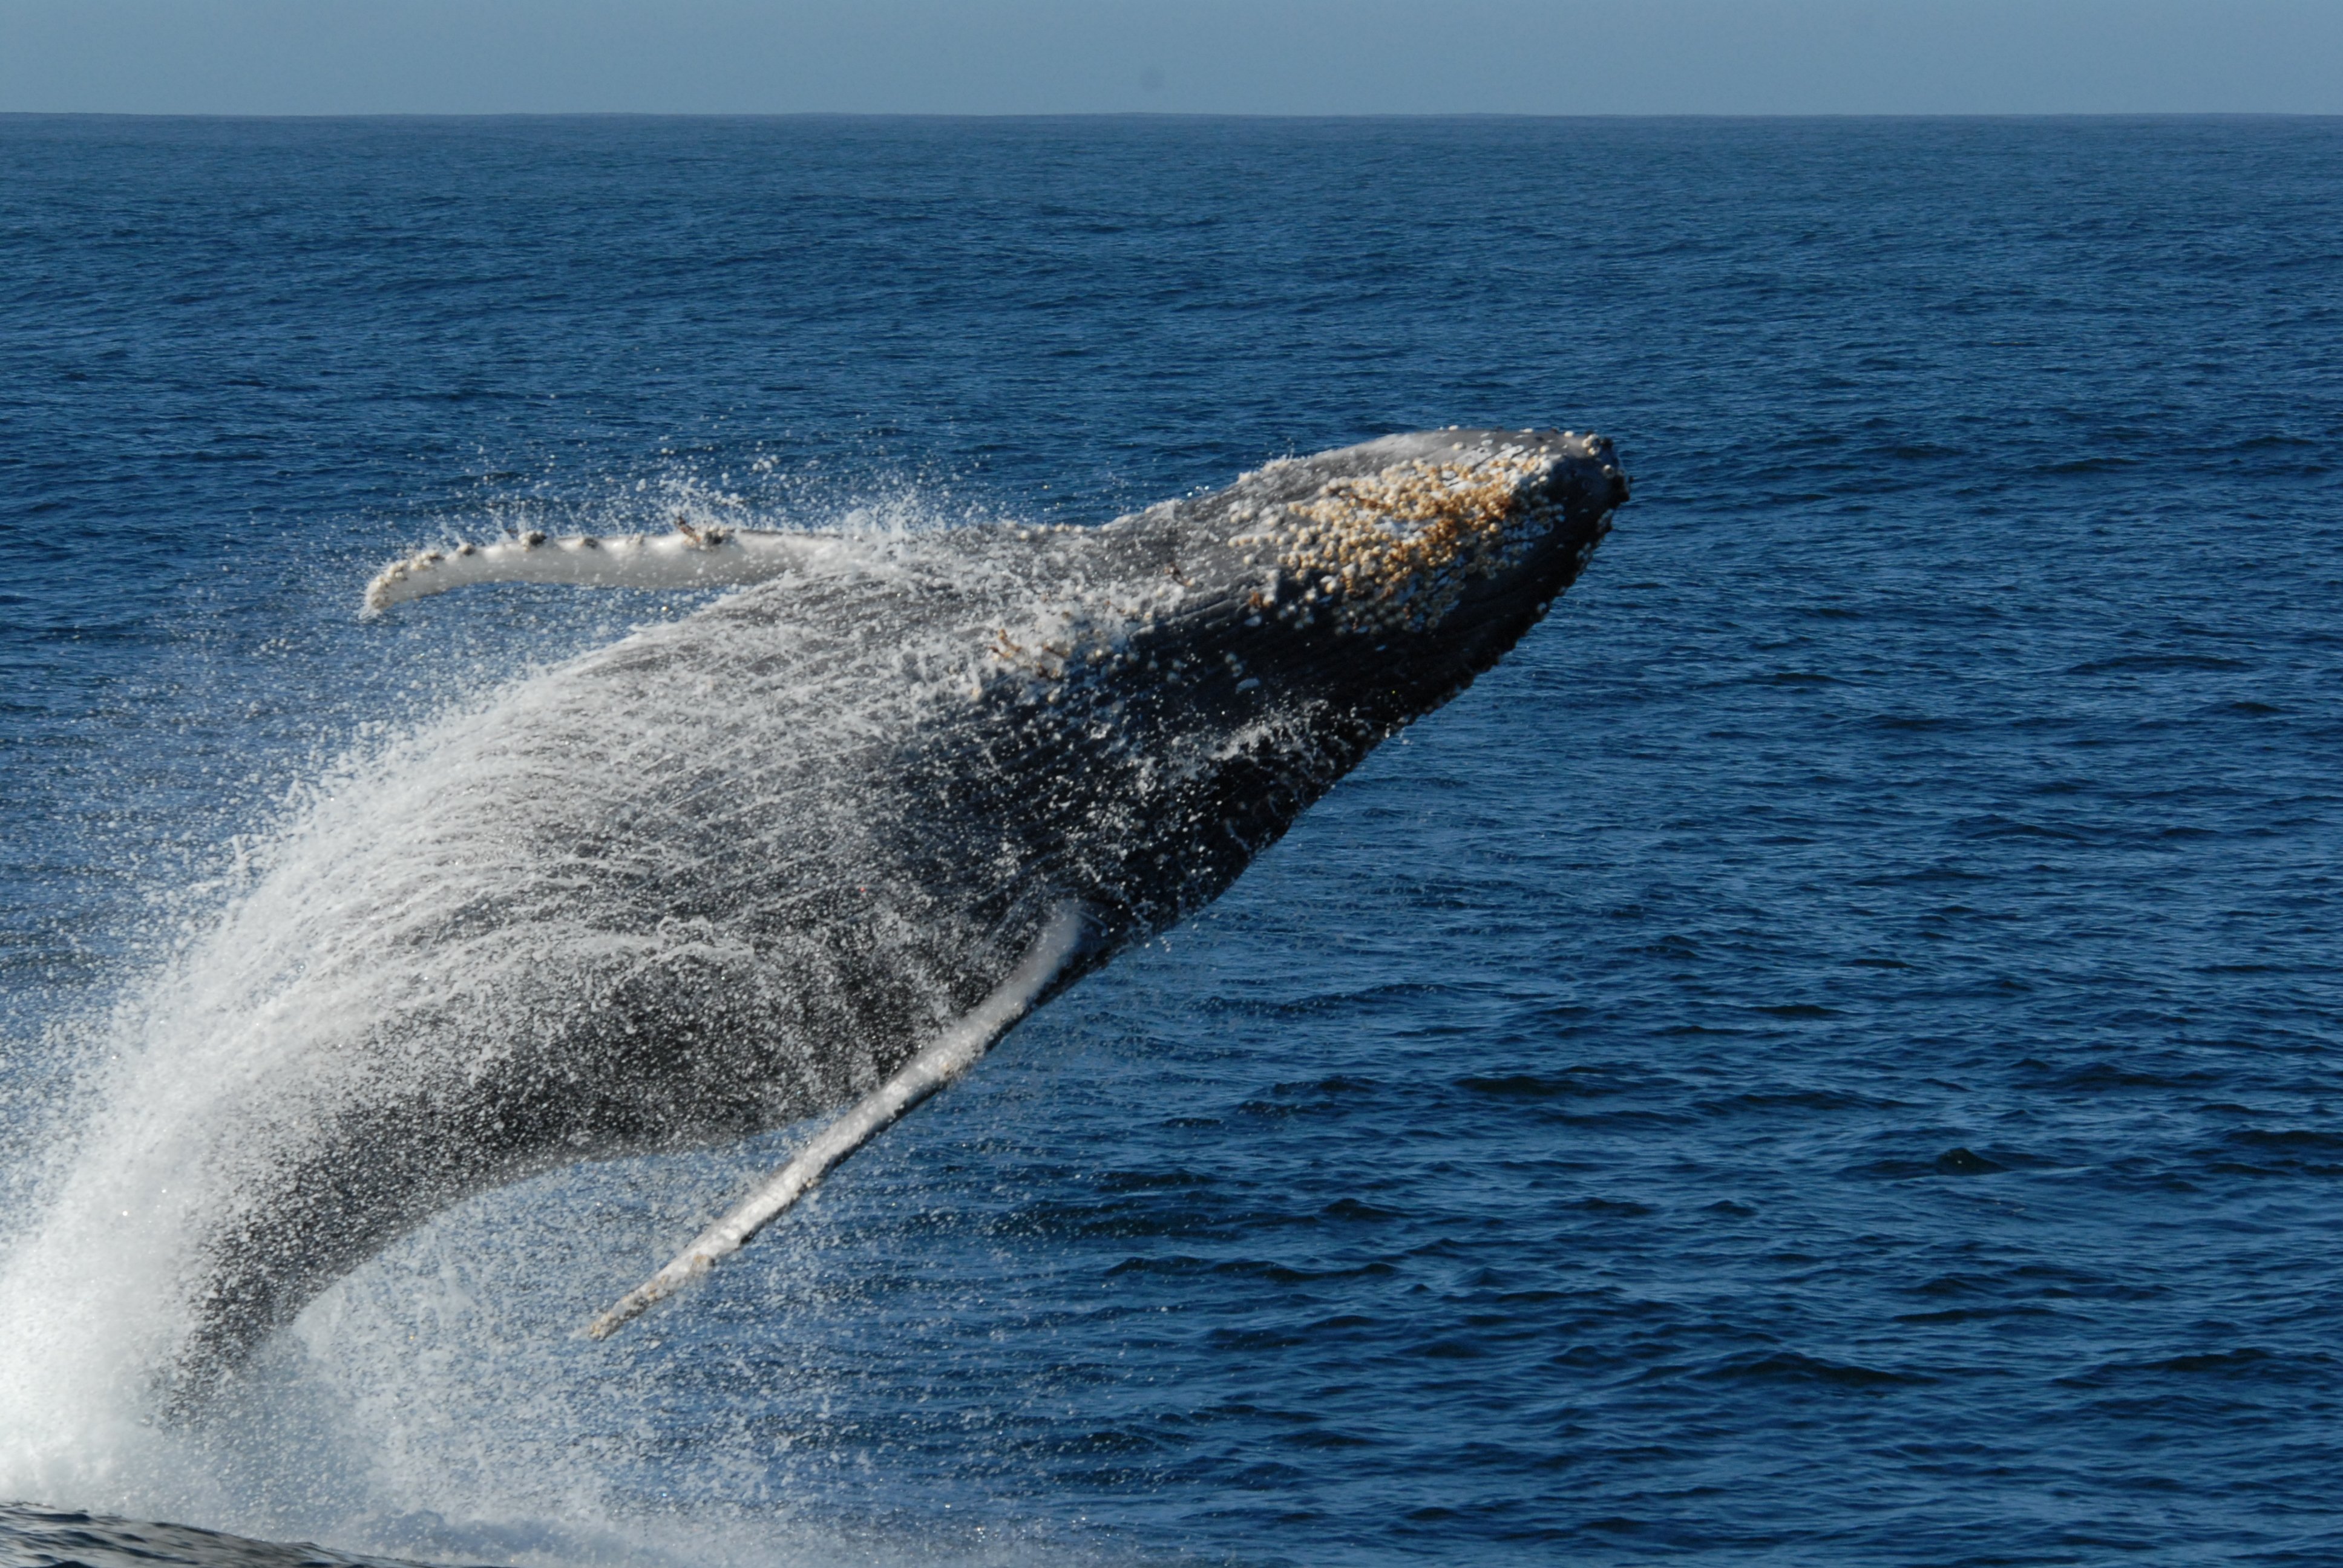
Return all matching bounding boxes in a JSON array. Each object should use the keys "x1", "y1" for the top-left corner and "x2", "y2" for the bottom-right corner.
[{"x1": 171, "y1": 429, "x2": 1628, "y2": 1405}]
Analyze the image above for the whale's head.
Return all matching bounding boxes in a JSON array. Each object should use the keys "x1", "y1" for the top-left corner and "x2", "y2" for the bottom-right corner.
[
  {"x1": 957, "y1": 427, "x2": 1628, "y2": 938},
  {"x1": 1182, "y1": 426, "x2": 1627, "y2": 719}
]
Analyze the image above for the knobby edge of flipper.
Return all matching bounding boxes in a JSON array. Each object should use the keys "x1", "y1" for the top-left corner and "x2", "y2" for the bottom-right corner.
[
  {"x1": 583, "y1": 901, "x2": 1095, "y2": 1341},
  {"x1": 361, "y1": 522, "x2": 822, "y2": 616}
]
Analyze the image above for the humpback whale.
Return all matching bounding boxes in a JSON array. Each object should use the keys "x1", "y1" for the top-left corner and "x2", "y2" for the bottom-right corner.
[{"x1": 10, "y1": 428, "x2": 1627, "y2": 1413}]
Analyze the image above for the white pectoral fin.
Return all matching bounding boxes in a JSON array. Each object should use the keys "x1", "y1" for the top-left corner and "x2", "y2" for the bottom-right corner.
[
  {"x1": 584, "y1": 902, "x2": 1092, "y2": 1341},
  {"x1": 361, "y1": 528, "x2": 818, "y2": 616}
]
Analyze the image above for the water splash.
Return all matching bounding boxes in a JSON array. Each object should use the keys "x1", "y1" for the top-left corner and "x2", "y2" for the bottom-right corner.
[{"x1": 0, "y1": 482, "x2": 1089, "y2": 1563}]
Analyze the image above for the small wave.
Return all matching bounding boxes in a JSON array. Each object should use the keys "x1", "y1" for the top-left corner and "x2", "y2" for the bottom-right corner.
[
  {"x1": 0, "y1": 1504, "x2": 467, "y2": 1568},
  {"x1": 1453, "y1": 1070, "x2": 1631, "y2": 1100},
  {"x1": 2065, "y1": 653, "x2": 2252, "y2": 676},
  {"x1": 1689, "y1": 1351, "x2": 1928, "y2": 1390}
]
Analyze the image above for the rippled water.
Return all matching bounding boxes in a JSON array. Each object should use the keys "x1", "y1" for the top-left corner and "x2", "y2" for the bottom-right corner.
[{"x1": 3, "y1": 116, "x2": 2341, "y2": 1566}]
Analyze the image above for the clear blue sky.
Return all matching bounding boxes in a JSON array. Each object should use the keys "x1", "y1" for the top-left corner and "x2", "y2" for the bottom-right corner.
[{"x1": 2, "y1": 1, "x2": 2339, "y2": 116}]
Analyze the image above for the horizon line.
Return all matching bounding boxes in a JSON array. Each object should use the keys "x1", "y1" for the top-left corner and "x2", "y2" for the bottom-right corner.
[{"x1": 5, "y1": 109, "x2": 2339, "y2": 123}]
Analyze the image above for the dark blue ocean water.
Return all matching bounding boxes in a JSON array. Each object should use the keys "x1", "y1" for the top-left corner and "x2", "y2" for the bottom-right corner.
[{"x1": 4, "y1": 115, "x2": 2342, "y2": 1567}]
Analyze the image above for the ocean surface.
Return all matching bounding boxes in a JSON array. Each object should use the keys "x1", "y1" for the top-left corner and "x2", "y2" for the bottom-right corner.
[{"x1": 2, "y1": 114, "x2": 2341, "y2": 1567}]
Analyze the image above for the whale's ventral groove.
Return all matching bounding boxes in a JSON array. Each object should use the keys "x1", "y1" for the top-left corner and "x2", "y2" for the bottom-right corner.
[{"x1": 77, "y1": 428, "x2": 1626, "y2": 1414}]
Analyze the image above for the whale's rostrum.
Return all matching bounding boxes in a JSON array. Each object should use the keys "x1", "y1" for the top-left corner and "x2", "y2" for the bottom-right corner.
[{"x1": 5, "y1": 428, "x2": 1627, "y2": 1414}]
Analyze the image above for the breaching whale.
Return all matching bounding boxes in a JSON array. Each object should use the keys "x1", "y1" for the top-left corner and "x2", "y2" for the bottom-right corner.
[{"x1": 13, "y1": 428, "x2": 1627, "y2": 1413}]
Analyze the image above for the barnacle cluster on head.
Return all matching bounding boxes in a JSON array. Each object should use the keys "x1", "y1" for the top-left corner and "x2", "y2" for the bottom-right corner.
[{"x1": 1233, "y1": 445, "x2": 1568, "y2": 637}]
